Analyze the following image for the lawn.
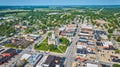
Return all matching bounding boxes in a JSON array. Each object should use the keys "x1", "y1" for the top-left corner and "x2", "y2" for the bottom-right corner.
[
  {"x1": 118, "y1": 42, "x2": 120, "y2": 46},
  {"x1": 34, "y1": 37, "x2": 69, "y2": 53},
  {"x1": 59, "y1": 45, "x2": 68, "y2": 53}
]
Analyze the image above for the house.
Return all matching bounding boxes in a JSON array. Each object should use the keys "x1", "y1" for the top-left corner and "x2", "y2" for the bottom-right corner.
[
  {"x1": 25, "y1": 54, "x2": 43, "y2": 67},
  {"x1": 39, "y1": 30, "x2": 46, "y2": 35},
  {"x1": 15, "y1": 23, "x2": 22, "y2": 29},
  {"x1": 22, "y1": 26, "x2": 27, "y2": 30},
  {"x1": 93, "y1": 20, "x2": 107, "y2": 25}
]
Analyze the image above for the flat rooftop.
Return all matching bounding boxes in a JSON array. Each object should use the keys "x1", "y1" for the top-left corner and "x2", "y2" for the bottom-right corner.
[
  {"x1": 2, "y1": 48, "x2": 16, "y2": 54},
  {"x1": 87, "y1": 63, "x2": 98, "y2": 67}
]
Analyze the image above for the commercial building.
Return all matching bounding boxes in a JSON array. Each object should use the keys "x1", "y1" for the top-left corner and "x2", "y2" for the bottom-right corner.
[
  {"x1": 36, "y1": 55, "x2": 48, "y2": 67},
  {"x1": 0, "y1": 48, "x2": 17, "y2": 65},
  {"x1": 103, "y1": 41, "x2": 113, "y2": 49},
  {"x1": 2, "y1": 48, "x2": 17, "y2": 57},
  {"x1": 100, "y1": 64, "x2": 111, "y2": 67},
  {"x1": 23, "y1": 34, "x2": 40, "y2": 42},
  {"x1": 59, "y1": 24, "x2": 77, "y2": 37},
  {"x1": 81, "y1": 24, "x2": 93, "y2": 32},
  {"x1": 43, "y1": 55, "x2": 63, "y2": 67},
  {"x1": 25, "y1": 54, "x2": 43, "y2": 67},
  {"x1": 87, "y1": 63, "x2": 98, "y2": 67},
  {"x1": 0, "y1": 55, "x2": 9, "y2": 65},
  {"x1": 20, "y1": 54, "x2": 31, "y2": 60}
]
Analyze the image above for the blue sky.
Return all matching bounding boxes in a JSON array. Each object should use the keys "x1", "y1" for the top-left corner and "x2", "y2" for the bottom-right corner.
[{"x1": 0, "y1": 0, "x2": 120, "y2": 5}]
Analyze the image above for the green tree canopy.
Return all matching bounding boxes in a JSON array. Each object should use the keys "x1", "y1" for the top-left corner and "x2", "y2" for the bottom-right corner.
[{"x1": 60, "y1": 37, "x2": 69, "y2": 46}]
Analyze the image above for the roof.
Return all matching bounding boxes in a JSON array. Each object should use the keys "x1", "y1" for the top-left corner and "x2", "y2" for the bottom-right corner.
[
  {"x1": 94, "y1": 20, "x2": 107, "y2": 24},
  {"x1": 103, "y1": 41, "x2": 113, "y2": 47},
  {"x1": 94, "y1": 30, "x2": 107, "y2": 35},
  {"x1": 66, "y1": 29, "x2": 75, "y2": 32},
  {"x1": 66, "y1": 32, "x2": 75, "y2": 36},
  {"x1": 0, "y1": 55, "x2": 8, "y2": 62},
  {"x1": 94, "y1": 34, "x2": 101, "y2": 41},
  {"x1": 59, "y1": 27, "x2": 65, "y2": 31},
  {"x1": 87, "y1": 63, "x2": 98, "y2": 67},
  {"x1": 79, "y1": 33, "x2": 91, "y2": 36},
  {"x1": 81, "y1": 24, "x2": 93, "y2": 30},
  {"x1": 54, "y1": 56, "x2": 62, "y2": 65},
  {"x1": 28, "y1": 53, "x2": 43, "y2": 66},
  {"x1": 79, "y1": 38, "x2": 88, "y2": 43},
  {"x1": 101, "y1": 64, "x2": 110, "y2": 67},
  {"x1": 77, "y1": 48, "x2": 87, "y2": 54},
  {"x1": 77, "y1": 45, "x2": 87, "y2": 49},
  {"x1": 67, "y1": 24, "x2": 77, "y2": 28},
  {"x1": 20, "y1": 54, "x2": 31, "y2": 60},
  {"x1": 2, "y1": 48, "x2": 16, "y2": 54},
  {"x1": 44, "y1": 55, "x2": 63, "y2": 67},
  {"x1": 44, "y1": 55, "x2": 55, "y2": 64},
  {"x1": 96, "y1": 42, "x2": 102, "y2": 46},
  {"x1": 88, "y1": 42, "x2": 94, "y2": 45},
  {"x1": 36, "y1": 55, "x2": 48, "y2": 67}
]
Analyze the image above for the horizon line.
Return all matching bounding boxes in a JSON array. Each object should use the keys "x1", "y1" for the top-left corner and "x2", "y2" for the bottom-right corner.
[{"x1": 0, "y1": 4, "x2": 120, "y2": 6}]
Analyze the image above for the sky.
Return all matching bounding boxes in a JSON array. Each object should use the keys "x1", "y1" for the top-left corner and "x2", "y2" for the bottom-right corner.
[{"x1": 0, "y1": 0, "x2": 120, "y2": 6}]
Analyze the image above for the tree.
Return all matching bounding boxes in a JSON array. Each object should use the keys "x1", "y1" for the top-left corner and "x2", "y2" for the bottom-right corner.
[
  {"x1": 108, "y1": 29, "x2": 113, "y2": 33},
  {"x1": 60, "y1": 37, "x2": 69, "y2": 46},
  {"x1": 108, "y1": 34, "x2": 112, "y2": 39},
  {"x1": 116, "y1": 36, "x2": 120, "y2": 42},
  {"x1": 48, "y1": 32, "x2": 52, "y2": 37}
]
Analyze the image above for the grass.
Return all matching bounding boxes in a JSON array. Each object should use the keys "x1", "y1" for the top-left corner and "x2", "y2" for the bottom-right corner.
[
  {"x1": 59, "y1": 45, "x2": 68, "y2": 53},
  {"x1": 118, "y1": 42, "x2": 120, "y2": 46},
  {"x1": 4, "y1": 44, "x2": 16, "y2": 48},
  {"x1": 4, "y1": 44, "x2": 24, "y2": 49},
  {"x1": 34, "y1": 37, "x2": 68, "y2": 53},
  {"x1": 115, "y1": 49, "x2": 120, "y2": 53}
]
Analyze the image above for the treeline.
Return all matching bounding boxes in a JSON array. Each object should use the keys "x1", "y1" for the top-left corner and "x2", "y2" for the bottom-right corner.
[{"x1": 0, "y1": 22, "x2": 16, "y2": 37}]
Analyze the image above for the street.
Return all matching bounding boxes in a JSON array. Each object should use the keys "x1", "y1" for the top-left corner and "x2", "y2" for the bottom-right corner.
[{"x1": 64, "y1": 22, "x2": 81, "y2": 67}]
